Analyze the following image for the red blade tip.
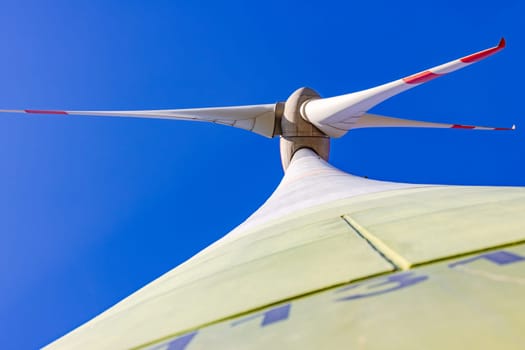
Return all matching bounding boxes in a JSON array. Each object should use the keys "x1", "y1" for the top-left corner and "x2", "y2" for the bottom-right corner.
[
  {"x1": 24, "y1": 109, "x2": 68, "y2": 115},
  {"x1": 497, "y1": 124, "x2": 517, "y2": 131}
]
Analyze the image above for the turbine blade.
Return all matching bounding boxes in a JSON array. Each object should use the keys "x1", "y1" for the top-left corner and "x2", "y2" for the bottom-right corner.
[
  {"x1": 304, "y1": 38, "x2": 506, "y2": 137},
  {"x1": 0, "y1": 104, "x2": 277, "y2": 137},
  {"x1": 346, "y1": 113, "x2": 515, "y2": 131}
]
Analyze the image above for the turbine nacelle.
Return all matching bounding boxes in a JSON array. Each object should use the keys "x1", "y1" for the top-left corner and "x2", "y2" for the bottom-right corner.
[{"x1": 278, "y1": 87, "x2": 329, "y2": 170}]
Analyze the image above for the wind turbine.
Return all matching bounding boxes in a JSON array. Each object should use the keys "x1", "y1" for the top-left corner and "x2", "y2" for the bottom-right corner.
[{"x1": 3, "y1": 38, "x2": 524, "y2": 350}]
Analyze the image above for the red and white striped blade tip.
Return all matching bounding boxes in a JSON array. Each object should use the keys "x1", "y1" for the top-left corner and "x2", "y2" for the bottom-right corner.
[{"x1": 451, "y1": 123, "x2": 516, "y2": 131}]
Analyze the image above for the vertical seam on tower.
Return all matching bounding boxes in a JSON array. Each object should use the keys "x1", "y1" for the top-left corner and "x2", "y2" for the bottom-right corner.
[{"x1": 341, "y1": 215, "x2": 411, "y2": 271}]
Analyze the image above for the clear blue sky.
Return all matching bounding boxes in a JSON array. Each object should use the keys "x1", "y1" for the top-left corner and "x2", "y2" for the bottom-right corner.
[{"x1": 0, "y1": 0, "x2": 523, "y2": 348}]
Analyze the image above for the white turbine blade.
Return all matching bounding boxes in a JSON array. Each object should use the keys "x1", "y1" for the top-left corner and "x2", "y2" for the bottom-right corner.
[
  {"x1": 304, "y1": 38, "x2": 506, "y2": 137},
  {"x1": 346, "y1": 113, "x2": 515, "y2": 131},
  {"x1": 0, "y1": 104, "x2": 277, "y2": 137}
]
